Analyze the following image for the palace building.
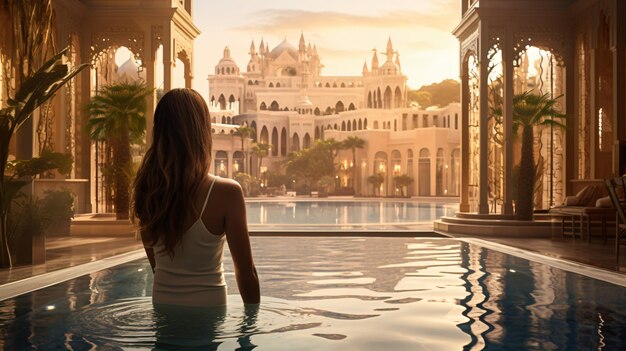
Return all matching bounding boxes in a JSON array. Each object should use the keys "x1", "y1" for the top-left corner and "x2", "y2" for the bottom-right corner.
[{"x1": 207, "y1": 33, "x2": 461, "y2": 197}]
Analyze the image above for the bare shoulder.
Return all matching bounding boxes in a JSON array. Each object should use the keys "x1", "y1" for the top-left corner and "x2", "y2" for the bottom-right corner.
[
  {"x1": 212, "y1": 176, "x2": 244, "y2": 199},
  {"x1": 214, "y1": 176, "x2": 242, "y2": 191}
]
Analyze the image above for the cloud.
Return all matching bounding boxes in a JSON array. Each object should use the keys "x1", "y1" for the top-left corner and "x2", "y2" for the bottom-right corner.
[{"x1": 230, "y1": 7, "x2": 458, "y2": 35}]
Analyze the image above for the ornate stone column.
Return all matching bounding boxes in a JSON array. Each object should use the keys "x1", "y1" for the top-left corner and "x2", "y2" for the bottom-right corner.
[
  {"x1": 502, "y1": 28, "x2": 515, "y2": 214},
  {"x1": 478, "y1": 22, "x2": 490, "y2": 214},
  {"x1": 460, "y1": 54, "x2": 470, "y2": 212},
  {"x1": 612, "y1": 1, "x2": 626, "y2": 175}
]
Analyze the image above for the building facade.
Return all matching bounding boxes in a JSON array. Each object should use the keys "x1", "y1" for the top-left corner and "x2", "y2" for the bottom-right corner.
[{"x1": 207, "y1": 34, "x2": 461, "y2": 196}]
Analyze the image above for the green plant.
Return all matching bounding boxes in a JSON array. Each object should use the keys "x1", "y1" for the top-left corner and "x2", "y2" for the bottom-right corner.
[
  {"x1": 493, "y1": 92, "x2": 565, "y2": 220},
  {"x1": 250, "y1": 142, "x2": 271, "y2": 176},
  {"x1": 86, "y1": 81, "x2": 152, "y2": 220},
  {"x1": 39, "y1": 189, "x2": 74, "y2": 230},
  {"x1": 233, "y1": 125, "x2": 255, "y2": 174},
  {"x1": 0, "y1": 47, "x2": 87, "y2": 267},
  {"x1": 393, "y1": 174, "x2": 414, "y2": 197},
  {"x1": 367, "y1": 173, "x2": 385, "y2": 197},
  {"x1": 342, "y1": 136, "x2": 365, "y2": 196}
]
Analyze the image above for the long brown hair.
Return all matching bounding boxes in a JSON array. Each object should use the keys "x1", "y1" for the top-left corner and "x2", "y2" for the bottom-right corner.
[{"x1": 132, "y1": 88, "x2": 212, "y2": 257}]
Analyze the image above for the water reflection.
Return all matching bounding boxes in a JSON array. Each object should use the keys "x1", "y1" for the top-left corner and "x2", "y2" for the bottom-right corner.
[
  {"x1": 246, "y1": 201, "x2": 458, "y2": 225},
  {"x1": 0, "y1": 238, "x2": 625, "y2": 350}
]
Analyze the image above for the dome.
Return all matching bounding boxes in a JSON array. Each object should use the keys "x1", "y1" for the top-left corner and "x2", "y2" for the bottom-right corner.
[
  {"x1": 380, "y1": 60, "x2": 399, "y2": 75},
  {"x1": 269, "y1": 39, "x2": 299, "y2": 60},
  {"x1": 297, "y1": 95, "x2": 313, "y2": 107},
  {"x1": 215, "y1": 46, "x2": 241, "y2": 76}
]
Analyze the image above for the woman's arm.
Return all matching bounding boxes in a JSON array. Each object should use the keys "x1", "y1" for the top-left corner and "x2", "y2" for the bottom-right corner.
[
  {"x1": 140, "y1": 230, "x2": 156, "y2": 273},
  {"x1": 223, "y1": 180, "x2": 260, "y2": 304}
]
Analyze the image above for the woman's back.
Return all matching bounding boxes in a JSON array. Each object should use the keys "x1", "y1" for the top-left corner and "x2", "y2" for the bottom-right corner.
[{"x1": 152, "y1": 177, "x2": 227, "y2": 306}]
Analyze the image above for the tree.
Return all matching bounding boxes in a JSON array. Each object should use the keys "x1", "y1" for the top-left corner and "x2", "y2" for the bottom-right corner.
[
  {"x1": 0, "y1": 48, "x2": 87, "y2": 267},
  {"x1": 285, "y1": 139, "x2": 337, "y2": 190},
  {"x1": 393, "y1": 174, "x2": 414, "y2": 197},
  {"x1": 494, "y1": 92, "x2": 565, "y2": 220},
  {"x1": 407, "y1": 79, "x2": 460, "y2": 108},
  {"x1": 342, "y1": 136, "x2": 366, "y2": 196},
  {"x1": 250, "y1": 142, "x2": 271, "y2": 177},
  {"x1": 233, "y1": 125, "x2": 255, "y2": 174},
  {"x1": 87, "y1": 82, "x2": 152, "y2": 220},
  {"x1": 367, "y1": 173, "x2": 385, "y2": 197}
]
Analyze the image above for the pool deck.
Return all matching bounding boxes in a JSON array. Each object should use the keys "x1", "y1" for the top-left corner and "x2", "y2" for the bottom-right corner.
[{"x1": 0, "y1": 228, "x2": 624, "y2": 290}]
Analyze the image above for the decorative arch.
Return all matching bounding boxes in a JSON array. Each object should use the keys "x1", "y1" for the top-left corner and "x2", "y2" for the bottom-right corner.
[
  {"x1": 303, "y1": 133, "x2": 311, "y2": 149},
  {"x1": 218, "y1": 94, "x2": 226, "y2": 109},
  {"x1": 383, "y1": 86, "x2": 393, "y2": 109},
  {"x1": 314, "y1": 107, "x2": 321, "y2": 116},
  {"x1": 259, "y1": 102, "x2": 267, "y2": 110},
  {"x1": 281, "y1": 128, "x2": 287, "y2": 156},
  {"x1": 348, "y1": 103, "x2": 356, "y2": 111},
  {"x1": 271, "y1": 127, "x2": 279, "y2": 156},
  {"x1": 358, "y1": 119, "x2": 362, "y2": 130},
  {"x1": 260, "y1": 126, "x2": 269, "y2": 144},
  {"x1": 335, "y1": 101, "x2": 344, "y2": 113},
  {"x1": 292, "y1": 133, "x2": 300, "y2": 151},
  {"x1": 250, "y1": 121, "x2": 258, "y2": 141},
  {"x1": 394, "y1": 86, "x2": 402, "y2": 108},
  {"x1": 270, "y1": 100, "x2": 279, "y2": 111}
]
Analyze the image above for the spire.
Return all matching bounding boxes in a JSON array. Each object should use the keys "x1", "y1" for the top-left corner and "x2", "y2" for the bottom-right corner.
[
  {"x1": 249, "y1": 40, "x2": 256, "y2": 56},
  {"x1": 307, "y1": 43, "x2": 312, "y2": 55},
  {"x1": 371, "y1": 49, "x2": 379, "y2": 71},
  {"x1": 313, "y1": 44, "x2": 318, "y2": 56},
  {"x1": 385, "y1": 37, "x2": 394, "y2": 61},
  {"x1": 265, "y1": 43, "x2": 269, "y2": 54},
  {"x1": 259, "y1": 38, "x2": 265, "y2": 55},
  {"x1": 299, "y1": 31, "x2": 306, "y2": 52},
  {"x1": 362, "y1": 60, "x2": 369, "y2": 75},
  {"x1": 395, "y1": 52, "x2": 401, "y2": 71},
  {"x1": 223, "y1": 46, "x2": 231, "y2": 59}
]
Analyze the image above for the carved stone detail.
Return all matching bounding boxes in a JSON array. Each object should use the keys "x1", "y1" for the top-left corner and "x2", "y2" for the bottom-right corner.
[
  {"x1": 512, "y1": 26, "x2": 567, "y2": 66},
  {"x1": 90, "y1": 25, "x2": 145, "y2": 64}
]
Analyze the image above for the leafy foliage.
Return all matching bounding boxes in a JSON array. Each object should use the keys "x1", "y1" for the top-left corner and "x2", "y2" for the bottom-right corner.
[
  {"x1": 86, "y1": 81, "x2": 152, "y2": 220},
  {"x1": 407, "y1": 79, "x2": 460, "y2": 108},
  {"x1": 0, "y1": 47, "x2": 87, "y2": 267}
]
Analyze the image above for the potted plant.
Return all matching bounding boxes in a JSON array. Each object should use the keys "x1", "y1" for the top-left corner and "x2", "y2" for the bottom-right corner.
[{"x1": 40, "y1": 189, "x2": 74, "y2": 236}]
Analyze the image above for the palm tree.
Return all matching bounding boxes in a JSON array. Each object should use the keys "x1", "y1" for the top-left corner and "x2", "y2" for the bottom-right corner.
[
  {"x1": 499, "y1": 92, "x2": 565, "y2": 220},
  {"x1": 234, "y1": 125, "x2": 255, "y2": 174},
  {"x1": 393, "y1": 174, "x2": 414, "y2": 197},
  {"x1": 342, "y1": 136, "x2": 365, "y2": 195},
  {"x1": 250, "y1": 142, "x2": 271, "y2": 177},
  {"x1": 367, "y1": 173, "x2": 385, "y2": 197},
  {"x1": 87, "y1": 82, "x2": 152, "y2": 220}
]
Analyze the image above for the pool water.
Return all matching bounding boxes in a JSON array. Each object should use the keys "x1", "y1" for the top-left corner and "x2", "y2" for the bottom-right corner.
[
  {"x1": 1, "y1": 237, "x2": 625, "y2": 350},
  {"x1": 245, "y1": 200, "x2": 459, "y2": 231}
]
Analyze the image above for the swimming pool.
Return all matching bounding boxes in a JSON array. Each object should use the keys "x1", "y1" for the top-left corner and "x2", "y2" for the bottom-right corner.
[
  {"x1": 246, "y1": 199, "x2": 459, "y2": 231},
  {"x1": 1, "y1": 237, "x2": 625, "y2": 350}
]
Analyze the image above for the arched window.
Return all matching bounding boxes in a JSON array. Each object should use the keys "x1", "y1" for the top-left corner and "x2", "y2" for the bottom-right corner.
[
  {"x1": 336, "y1": 101, "x2": 344, "y2": 113},
  {"x1": 303, "y1": 133, "x2": 311, "y2": 149},
  {"x1": 270, "y1": 101, "x2": 279, "y2": 111},
  {"x1": 418, "y1": 148, "x2": 431, "y2": 196},
  {"x1": 436, "y1": 148, "x2": 445, "y2": 196},
  {"x1": 325, "y1": 107, "x2": 332, "y2": 115},
  {"x1": 250, "y1": 121, "x2": 257, "y2": 141},
  {"x1": 315, "y1": 126, "x2": 320, "y2": 140},
  {"x1": 271, "y1": 127, "x2": 279, "y2": 156},
  {"x1": 383, "y1": 86, "x2": 392, "y2": 109},
  {"x1": 341, "y1": 121, "x2": 346, "y2": 131},
  {"x1": 221, "y1": 116, "x2": 226, "y2": 124},
  {"x1": 358, "y1": 119, "x2": 362, "y2": 130},
  {"x1": 348, "y1": 103, "x2": 356, "y2": 111},
  {"x1": 352, "y1": 119, "x2": 356, "y2": 130},
  {"x1": 367, "y1": 91, "x2": 372, "y2": 108},
  {"x1": 325, "y1": 82, "x2": 330, "y2": 88},
  {"x1": 218, "y1": 94, "x2": 226, "y2": 110},
  {"x1": 269, "y1": 82, "x2": 274, "y2": 88},
  {"x1": 340, "y1": 82, "x2": 346, "y2": 88},
  {"x1": 314, "y1": 107, "x2": 321, "y2": 116},
  {"x1": 364, "y1": 118, "x2": 368, "y2": 129},
  {"x1": 276, "y1": 82, "x2": 281, "y2": 88},
  {"x1": 347, "y1": 121, "x2": 352, "y2": 131},
  {"x1": 281, "y1": 128, "x2": 287, "y2": 156},
  {"x1": 394, "y1": 86, "x2": 402, "y2": 108},
  {"x1": 332, "y1": 82, "x2": 337, "y2": 88},
  {"x1": 260, "y1": 126, "x2": 269, "y2": 144},
  {"x1": 214, "y1": 151, "x2": 229, "y2": 177},
  {"x1": 292, "y1": 133, "x2": 300, "y2": 151},
  {"x1": 233, "y1": 151, "x2": 244, "y2": 174}
]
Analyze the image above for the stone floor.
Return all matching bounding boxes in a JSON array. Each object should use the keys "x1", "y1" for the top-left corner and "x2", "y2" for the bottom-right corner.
[{"x1": 0, "y1": 230, "x2": 624, "y2": 289}]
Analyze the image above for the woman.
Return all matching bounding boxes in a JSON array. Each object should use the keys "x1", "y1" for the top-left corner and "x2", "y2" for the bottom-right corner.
[{"x1": 132, "y1": 88, "x2": 260, "y2": 307}]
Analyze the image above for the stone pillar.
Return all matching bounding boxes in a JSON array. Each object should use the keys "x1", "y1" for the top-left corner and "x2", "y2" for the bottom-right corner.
[
  {"x1": 613, "y1": 2, "x2": 626, "y2": 175},
  {"x1": 163, "y1": 30, "x2": 173, "y2": 92},
  {"x1": 227, "y1": 152, "x2": 233, "y2": 178},
  {"x1": 460, "y1": 53, "x2": 470, "y2": 212},
  {"x1": 478, "y1": 23, "x2": 490, "y2": 214},
  {"x1": 502, "y1": 29, "x2": 515, "y2": 214},
  {"x1": 589, "y1": 48, "x2": 598, "y2": 178},
  {"x1": 144, "y1": 51, "x2": 156, "y2": 146}
]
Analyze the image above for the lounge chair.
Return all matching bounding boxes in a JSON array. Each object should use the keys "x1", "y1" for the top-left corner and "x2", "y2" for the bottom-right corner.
[
  {"x1": 604, "y1": 177, "x2": 626, "y2": 265},
  {"x1": 549, "y1": 185, "x2": 614, "y2": 241}
]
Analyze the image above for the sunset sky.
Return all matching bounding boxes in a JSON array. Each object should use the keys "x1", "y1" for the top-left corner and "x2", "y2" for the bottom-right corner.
[{"x1": 185, "y1": 0, "x2": 460, "y2": 100}]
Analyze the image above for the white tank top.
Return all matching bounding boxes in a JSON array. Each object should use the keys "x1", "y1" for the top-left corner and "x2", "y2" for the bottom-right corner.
[{"x1": 152, "y1": 177, "x2": 227, "y2": 306}]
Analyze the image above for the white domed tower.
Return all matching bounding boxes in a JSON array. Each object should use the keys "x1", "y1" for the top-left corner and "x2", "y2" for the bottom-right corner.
[
  {"x1": 208, "y1": 46, "x2": 244, "y2": 114},
  {"x1": 380, "y1": 37, "x2": 400, "y2": 76}
]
